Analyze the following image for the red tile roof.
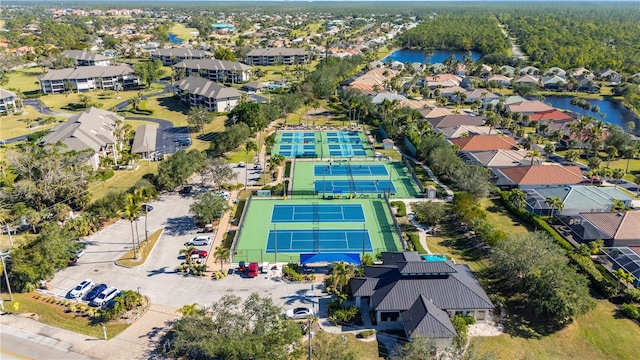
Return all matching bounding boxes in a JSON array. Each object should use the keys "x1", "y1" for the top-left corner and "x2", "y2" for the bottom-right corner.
[
  {"x1": 529, "y1": 109, "x2": 574, "y2": 122},
  {"x1": 450, "y1": 135, "x2": 517, "y2": 151},
  {"x1": 581, "y1": 211, "x2": 640, "y2": 240},
  {"x1": 500, "y1": 164, "x2": 584, "y2": 186}
]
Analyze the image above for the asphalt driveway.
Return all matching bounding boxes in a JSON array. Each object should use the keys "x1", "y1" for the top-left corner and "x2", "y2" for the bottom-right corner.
[{"x1": 48, "y1": 191, "x2": 322, "y2": 310}]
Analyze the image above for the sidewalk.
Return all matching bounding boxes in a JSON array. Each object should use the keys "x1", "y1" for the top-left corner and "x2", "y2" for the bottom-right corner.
[
  {"x1": 205, "y1": 191, "x2": 237, "y2": 273},
  {"x1": 0, "y1": 304, "x2": 179, "y2": 360}
]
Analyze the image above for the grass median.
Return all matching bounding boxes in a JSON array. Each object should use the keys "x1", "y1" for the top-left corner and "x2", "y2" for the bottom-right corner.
[
  {"x1": 115, "y1": 229, "x2": 163, "y2": 267},
  {"x1": 7, "y1": 293, "x2": 130, "y2": 338}
]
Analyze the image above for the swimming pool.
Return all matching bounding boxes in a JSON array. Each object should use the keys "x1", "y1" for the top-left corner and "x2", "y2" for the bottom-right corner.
[{"x1": 421, "y1": 254, "x2": 447, "y2": 262}]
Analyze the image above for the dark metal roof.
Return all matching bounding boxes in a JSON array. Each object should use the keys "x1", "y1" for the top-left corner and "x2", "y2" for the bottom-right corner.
[
  {"x1": 380, "y1": 251, "x2": 422, "y2": 267},
  {"x1": 350, "y1": 277, "x2": 379, "y2": 297},
  {"x1": 402, "y1": 295, "x2": 457, "y2": 339},
  {"x1": 397, "y1": 261, "x2": 457, "y2": 275}
]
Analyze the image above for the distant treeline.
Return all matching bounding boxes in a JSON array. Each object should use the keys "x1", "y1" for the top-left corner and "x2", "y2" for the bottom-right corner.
[{"x1": 395, "y1": 13, "x2": 510, "y2": 57}]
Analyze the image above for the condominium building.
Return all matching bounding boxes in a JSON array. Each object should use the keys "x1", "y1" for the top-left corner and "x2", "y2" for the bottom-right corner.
[
  {"x1": 39, "y1": 65, "x2": 139, "y2": 94},
  {"x1": 0, "y1": 88, "x2": 23, "y2": 116},
  {"x1": 173, "y1": 59, "x2": 251, "y2": 83},
  {"x1": 175, "y1": 77, "x2": 242, "y2": 113},
  {"x1": 62, "y1": 50, "x2": 111, "y2": 66},
  {"x1": 245, "y1": 48, "x2": 309, "y2": 66},
  {"x1": 149, "y1": 48, "x2": 212, "y2": 66}
]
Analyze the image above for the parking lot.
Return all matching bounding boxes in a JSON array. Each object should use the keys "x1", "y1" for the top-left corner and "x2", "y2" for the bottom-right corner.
[{"x1": 47, "y1": 191, "x2": 325, "y2": 310}]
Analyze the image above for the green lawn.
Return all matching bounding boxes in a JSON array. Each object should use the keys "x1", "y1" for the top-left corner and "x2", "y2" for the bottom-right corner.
[
  {"x1": 4, "y1": 67, "x2": 42, "y2": 93},
  {"x1": 169, "y1": 23, "x2": 199, "y2": 42},
  {"x1": 7, "y1": 293, "x2": 130, "y2": 338},
  {"x1": 301, "y1": 330, "x2": 385, "y2": 360},
  {"x1": 471, "y1": 300, "x2": 640, "y2": 360},
  {"x1": 88, "y1": 162, "x2": 158, "y2": 201},
  {"x1": 480, "y1": 197, "x2": 533, "y2": 235},
  {"x1": 0, "y1": 109, "x2": 63, "y2": 139}
]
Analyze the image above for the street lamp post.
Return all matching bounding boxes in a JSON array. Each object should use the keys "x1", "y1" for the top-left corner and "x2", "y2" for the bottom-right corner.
[
  {"x1": 322, "y1": 167, "x2": 326, "y2": 199},
  {"x1": 1, "y1": 252, "x2": 13, "y2": 301}
]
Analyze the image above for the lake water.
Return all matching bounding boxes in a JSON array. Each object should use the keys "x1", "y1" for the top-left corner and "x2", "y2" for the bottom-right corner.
[
  {"x1": 168, "y1": 33, "x2": 183, "y2": 44},
  {"x1": 381, "y1": 49, "x2": 481, "y2": 64},
  {"x1": 542, "y1": 96, "x2": 639, "y2": 135}
]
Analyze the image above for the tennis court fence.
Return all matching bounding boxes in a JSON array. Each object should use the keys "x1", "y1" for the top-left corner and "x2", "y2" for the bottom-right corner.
[
  {"x1": 385, "y1": 197, "x2": 407, "y2": 251},
  {"x1": 232, "y1": 247, "x2": 391, "y2": 263},
  {"x1": 402, "y1": 155, "x2": 425, "y2": 194},
  {"x1": 230, "y1": 194, "x2": 254, "y2": 259}
]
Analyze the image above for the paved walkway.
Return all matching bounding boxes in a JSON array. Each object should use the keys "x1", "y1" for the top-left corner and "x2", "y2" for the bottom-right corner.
[
  {"x1": 394, "y1": 147, "x2": 454, "y2": 202},
  {"x1": 204, "y1": 191, "x2": 237, "y2": 273},
  {"x1": 0, "y1": 304, "x2": 180, "y2": 360}
]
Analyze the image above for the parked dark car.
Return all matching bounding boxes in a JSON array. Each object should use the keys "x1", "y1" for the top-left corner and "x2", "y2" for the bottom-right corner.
[
  {"x1": 142, "y1": 204, "x2": 153, "y2": 212},
  {"x1": 179, "y1": 185, "x2": 193, "y2": 194},
  {"x1": 86, "y1": 283, "x2": 108, "y2": 301},
  {"x1": 238, "y1": 261, "x2": 246, "y2": 273}
]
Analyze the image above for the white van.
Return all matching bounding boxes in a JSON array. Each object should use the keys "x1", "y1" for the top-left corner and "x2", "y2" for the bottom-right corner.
[
  {"x1": 260, "y1": 262, "x2": 270, "y2": 274},
  {"x1": 91, "y1": 286, "x2": 119, "y2": 307}
]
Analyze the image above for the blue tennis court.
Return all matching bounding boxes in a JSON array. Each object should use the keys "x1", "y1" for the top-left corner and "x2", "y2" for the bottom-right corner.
[
  {"x1": 271, "y1": 204, "x2": 365, "y2": 223},
  {"x1": 280, "y1": 132, "x2": 316, "y2": 143},
  {"x1": 314, "y1": 164, "x2": 389, "y2": 177},
  {"x1": 265, "y1": 229, "x2": 373, "y2": 253},
  {"x1": 315, "y1": 180, "x2": 397, "y2": 194},
  {"x1": 325, "y1": 131, "x2": 362, "y2": 143},
  {"x1": 277, "y1": 144, "x2": 317, "y2": 157},
  {"x1": 328, "y1": 144, "x2": 367, "y2": 157}
]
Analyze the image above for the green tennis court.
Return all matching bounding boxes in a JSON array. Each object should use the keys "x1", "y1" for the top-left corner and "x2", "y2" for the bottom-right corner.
[
  {"x1": 233, "y1": 198, "x2": 402, "y2": 263},
  {"x1": 271, "y1": 131, "x2": 374, "y2": 158},
  {"x1": 292, "y1": 161, "x2": 421, "y2": 198}
]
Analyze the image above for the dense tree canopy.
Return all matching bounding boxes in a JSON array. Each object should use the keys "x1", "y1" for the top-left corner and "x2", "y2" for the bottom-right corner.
[
  {"x1": 165, "y1": 293, "x2": 303, "y2": 360},
  {"x1": 396, "y1": 14, "x2": 510, "y2": 57}
]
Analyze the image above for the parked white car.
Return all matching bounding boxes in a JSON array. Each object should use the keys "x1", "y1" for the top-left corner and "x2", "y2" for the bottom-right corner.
[
  {"x1": 285, "y1": 307, "x2": 315, "y2": 320},
  {"x1": 185, "y1": 235, "x2": 211, "y2": 246},
  {"x1": 90, "y1": 286, "x2": 119, "y2": 307},
  {"x1": 68, "y1": 279, "x2": 94, "y2": 299}
]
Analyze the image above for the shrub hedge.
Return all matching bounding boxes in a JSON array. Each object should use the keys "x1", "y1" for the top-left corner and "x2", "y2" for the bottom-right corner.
[
  {"x1": 390, "y1": 201, "x2": 407, "y2": 217},
  {"x1": 407, "y1": 232, "x2": 427, "y2": 254}
]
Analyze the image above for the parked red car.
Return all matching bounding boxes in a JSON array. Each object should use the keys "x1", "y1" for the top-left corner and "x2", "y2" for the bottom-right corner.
[
  {"x1": 189, "y1": 249, "x2": 208, "y2": 258},
  {"x1": 247, "y1": 262, "x2": 259, "y2": 278}
]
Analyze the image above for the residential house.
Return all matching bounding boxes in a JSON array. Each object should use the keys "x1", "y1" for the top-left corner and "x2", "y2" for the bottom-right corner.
[
  {"x1": 62, "y1": 50, "x2": 111, "y2": 66},
  {"x1": 541, "y1": 75, "x2": 568, "y2": 90},
  {"x1": 418, "y1": 107, "x2": 458, "y2": 119},
  {"x1": 346, "y1": 67, "x2": 398, "y2": 95},
  {"x1": 487, "y1": 75, "x2": 511, "y2": 87},
  {"x1": 562, "y1": 211, "x2": 640, "y2": 247},
  {"x1": 460, "y1": 149, "x2": 531, "y2": 168},
  {"x1": 175, "y1": 76, "x2": 242, "y2": 113},
  {"x1": 485, "y1": 95, "x2": 526, "y2": 110},
  {"x1": 506, "y1": 100, "x2": 555, "y2": 115},
  {"x1": 439, "y1": 86, "x2": 468, "y2": 100},
  {"x1": 173, "y1": 59, "x2": 251, "y2": 83},
  {"x1": 494, "y1": 164, "x2": 584, "y2": 189},
  {"x1": 427, "y1": 115, "x2": 484, "y2": 129},
  {"x1": 371, "y1": 92, "x2": 407, "y2": 106},
  {"x1": 450, "y1": 135, "x2": 517, "y2": 152},
  {"x1": 349, "y1": 251, "x2": 493, "y2": 345},
  {"x1": 40, "y1": 108, "x2": 120, "y2": 170},
  {"x1": 513, "y1": 74, "x2": 541, "y2": 87},
  {"x1": 522, "y1": 185, "x2": 634, "y2": 216},
  {"x1": 575, "y1": 76, "x2": 600, "y2": 93},
  {"x1": 598, "y1": 68, "x2": 621, "y2": 84},
  {"x1": 150, "y1": 48, "x2": 212, "y2": 66},
  {"x1": 519, "y1": 66, "x2": 540, "y2": 75},
  {"x1": 498, "y1": 65, "x2": 515, "y2": 77},
  {"x1": 465, "y1": 89, "x2": 500, "y2": 104},
  {"x1": 570, "y1": 67, "x2": 592, "y2": 78},
  {"x1": 436, "y1": 125, "x2": 495, "y2": 139},
  {"x1": 544, "y1": 67, "x2": 567, "y2": 77},
  {"x1": 601, "y1": 246, "x2": 640, "y2": 287},
  {"x1": 242, "y1": 81, "x2": 268, "y2": 93},
  {"x1": 424, "y1": 74, "x2": 461, "y2": 89},
  {"x1": 0, "y1": 88, "x2": 23, "y2": 116},
  {"x1": 245, "y1": 48, "x2": 310, "y2": 66},
  {"x1": 130, "y1": 124, "x2": 157, "y2": 160},
  {"x1": 39, "y1": 65, "x2": 139, "y2": 94}
]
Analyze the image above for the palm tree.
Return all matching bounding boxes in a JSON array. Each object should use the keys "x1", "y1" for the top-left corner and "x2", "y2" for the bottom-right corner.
[
  {"x1": 509, "y1": 188, "x2": 527, "y2": 208},
  {"x1": 134, "y1": 187, "x2": 155, "y2": 244},
  {"x1": 545, "y1": 196, "x2": 564, "y2": 219},
  {"x1": 622, "y1": 145, "x2": 639, "y2": 173},
  {"x1": 611, "y1": 199, "x2": 626, "y2": 212},
  {"x1": 525, "y1": 149, "x2": 542, "y2": 166},
  {"x1": 611, "y1": 168, "x2": 625, "y2": 188},
  {"x1": 180, "y1": 244, "x2": 198, "y2": 266},
  {"x1": 613, "y1": 268, "x2": 634, "y2": 291},
  {"x1": 213, "y1": 246, "x2": 230, "y2": 271},
  {"x1": 543, "y1": 143, "x2": 555, "y2": 160},
  {"x1": 177, "y1": 303, "x2": 202, "y2": 317},
  {"x1": 587, "y1": 157, "x2": 602, "y2": 172},
  {"x1": 605, "y1": 146, "x2": 618, "y2": 168},
  {"x1": 187, "y1": 106, "x2": 212, "y2": 134},
  {"x1": 244, "y1": 141, "x2": 258, "y2": 189},
  {"x1": 124, "y1": 194, "x2": 143, "y2": 259},
  {"x1": 330, "y1": 261, "x2": 354, "y2": 294}
]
